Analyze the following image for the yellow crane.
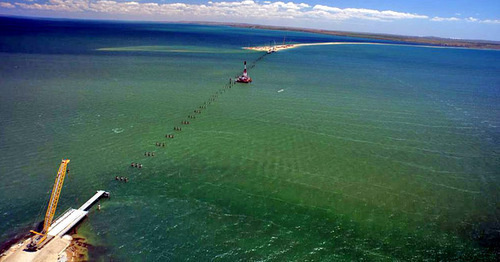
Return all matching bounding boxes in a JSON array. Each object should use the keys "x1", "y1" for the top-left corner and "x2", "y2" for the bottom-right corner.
[{"x1": 27, "y1": 159, "x2": 70, "y2": 251}]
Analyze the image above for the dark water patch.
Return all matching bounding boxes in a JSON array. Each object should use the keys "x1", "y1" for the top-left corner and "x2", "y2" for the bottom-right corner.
[
  {"x1": 0, "y1": 16, "x2": 396, "y2": 56},
  {"x1": 467, "y1": 219, "x2": 500, "y2": 252}
]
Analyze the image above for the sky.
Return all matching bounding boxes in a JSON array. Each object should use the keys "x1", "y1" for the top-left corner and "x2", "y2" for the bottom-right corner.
[{"x1": 0, "y1": 0, "x2": 499, "y2": 41}]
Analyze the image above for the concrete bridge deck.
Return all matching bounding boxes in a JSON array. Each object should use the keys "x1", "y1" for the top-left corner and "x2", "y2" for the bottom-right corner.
[{"x1": 0, "y1": 190, "x2": 109, "y2": 262}]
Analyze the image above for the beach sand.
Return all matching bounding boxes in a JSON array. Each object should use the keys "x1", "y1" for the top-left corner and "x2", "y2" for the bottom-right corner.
[
  {"x1": 0, "y1": 234, "x2": 87, "y2": 262},
  {"x1": 243, "y1": 42, "x2": 460, "y2": 52}
]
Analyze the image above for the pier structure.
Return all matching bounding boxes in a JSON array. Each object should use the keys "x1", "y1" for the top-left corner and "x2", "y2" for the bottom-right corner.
[
  {"x1": 0, "y1": 191, "x2": 109, "y2": 262},
  {"x1": 78, "y1": 190, "x2": 109, "y2": 212},
  {"x1": 46, "y1": 190, "x2": 109, "y2": 238}
]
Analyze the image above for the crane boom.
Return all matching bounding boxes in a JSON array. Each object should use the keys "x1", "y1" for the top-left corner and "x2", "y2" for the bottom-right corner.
[
  {"x1": 43, "y1": 159, "x2": 70, "y2": 232},
  {"x1": 27, "y1": 159, "x2": 70, "y2": 250}
]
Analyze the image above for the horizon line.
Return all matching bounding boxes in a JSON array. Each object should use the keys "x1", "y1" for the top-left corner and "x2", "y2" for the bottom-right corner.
[{"x1": 1, "y1": 14, "x2": 500, "y2": 47}]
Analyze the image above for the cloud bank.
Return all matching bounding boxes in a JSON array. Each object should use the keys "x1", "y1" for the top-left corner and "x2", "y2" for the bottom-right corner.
[
  {"x1": 0, "y1": 1, "x2": 14, "y2": 8},
  {"x1": 0, "y1": 0, "x2": 498, "y2": 25}
]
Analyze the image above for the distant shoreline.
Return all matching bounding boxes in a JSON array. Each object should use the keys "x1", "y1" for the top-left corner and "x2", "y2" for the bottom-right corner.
[
  {"x1": 243, "y1": 42, "x2": 473, "y2": 52},
  {"x1": 1, "y1": 16, "x2": 499, "y2": 50},
  {"x1": 192, "y1": 22, "x2": 500, "y2": 50}
]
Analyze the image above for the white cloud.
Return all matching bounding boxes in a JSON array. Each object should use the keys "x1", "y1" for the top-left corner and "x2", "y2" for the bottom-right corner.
[
  {"x1": 312, "y1": 5, "x2": 341, "y2": 13},
  {"x1": 431, "y1": 16, "x2": 460, "y2": 22},
  {"x1": 481, "y1": 19, "x2": 500, "y2": 24},
  {"x1": 0, "y1": 2, "x2": 15, "y2": 8},
  {"x1": 466, "y1": 17, "x2": 478, "y2": 22},
  {"x1": 5, "y1": 0, "x2": 499, "y2": 26},
  {"x1": 430, "y1": 15, "x2": 500, "y2": 24},
  {"x1": 5, "y1": 0, "x2": 432, "y2": 22}
]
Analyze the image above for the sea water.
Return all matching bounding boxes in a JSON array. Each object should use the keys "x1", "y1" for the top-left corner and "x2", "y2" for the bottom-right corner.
[{"x1": 0, "y1": 17, "x2": 499, "y2": 261}]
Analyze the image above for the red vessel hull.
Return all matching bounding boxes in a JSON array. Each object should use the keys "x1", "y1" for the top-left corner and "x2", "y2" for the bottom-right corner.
[{"x1": 236, "y1": 76, "x2": 252, "y2": 83}]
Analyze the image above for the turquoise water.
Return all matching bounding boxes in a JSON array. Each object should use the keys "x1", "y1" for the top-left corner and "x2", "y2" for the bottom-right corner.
[{"x1": 0, "y1": 17, "x2": 499, "y2": 260}]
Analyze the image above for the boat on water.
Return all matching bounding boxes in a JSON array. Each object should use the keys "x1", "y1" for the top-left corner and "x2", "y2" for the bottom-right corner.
[{"x1": 236, "y1": 61, "x2": 252, "y2": 83}]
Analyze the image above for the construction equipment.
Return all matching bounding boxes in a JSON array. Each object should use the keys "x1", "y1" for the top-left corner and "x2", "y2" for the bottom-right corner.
[{"x1": 27, "y1": 159, "x2": 70, "y2": 251}]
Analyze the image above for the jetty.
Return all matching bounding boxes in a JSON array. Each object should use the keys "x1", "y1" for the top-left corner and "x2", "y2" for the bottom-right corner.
[
  {"x1": 47, "y1": 190, "x2": 109, "y2": 238},
  {"x1": 78, "y1": 190, "x2": 108, "y2": 212},
  {"x1": 0, "y1": 190, "x2": 109, "y2": 262}
]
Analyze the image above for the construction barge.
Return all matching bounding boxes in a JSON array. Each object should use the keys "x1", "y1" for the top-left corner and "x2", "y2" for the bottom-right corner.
[{"x1": 236, "y1": 61, "x2": 252, "y2": 83}]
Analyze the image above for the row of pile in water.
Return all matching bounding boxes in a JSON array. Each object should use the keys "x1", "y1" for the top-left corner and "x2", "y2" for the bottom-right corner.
[{"x1": 117, "y1": 53, "x2": 269, "y2": 182}]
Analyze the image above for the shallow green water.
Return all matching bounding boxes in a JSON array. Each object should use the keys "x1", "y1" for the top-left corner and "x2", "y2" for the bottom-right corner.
[{"x1": 0, "y1": 17, "x2": 499, "y2": 261}]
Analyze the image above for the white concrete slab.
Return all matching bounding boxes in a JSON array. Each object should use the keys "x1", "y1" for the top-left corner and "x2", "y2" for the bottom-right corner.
[
  {"x1": 47, "y1": 209, "x2": 88, "y2": 237},
  {"x1": 78, "y1": 190, "x2": 107, "y2": 211}
]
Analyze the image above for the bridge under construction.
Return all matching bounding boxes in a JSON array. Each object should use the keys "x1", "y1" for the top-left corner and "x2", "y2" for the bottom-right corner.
[{"x1": 0, "y1": 160, "x2": 109, "y2": 262}]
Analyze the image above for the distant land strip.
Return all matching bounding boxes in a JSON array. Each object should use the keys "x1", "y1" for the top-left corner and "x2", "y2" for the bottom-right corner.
[
  {"x1": 187, "y1": 22, "x2": 500, "y2": 50},
  {"x1": 243, "y1": 42, "x2": 460, "y2": 52}
]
